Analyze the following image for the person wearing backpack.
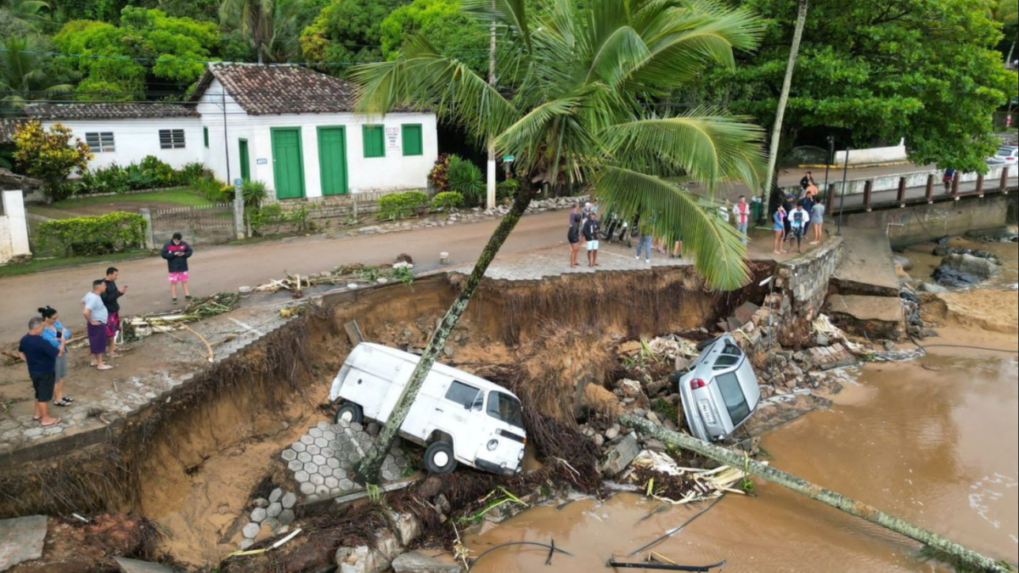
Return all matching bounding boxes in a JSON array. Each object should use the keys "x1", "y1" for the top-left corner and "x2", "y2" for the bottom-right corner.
[{"x1": 788, "y1": 201, "x2": 811, "y2": 254}]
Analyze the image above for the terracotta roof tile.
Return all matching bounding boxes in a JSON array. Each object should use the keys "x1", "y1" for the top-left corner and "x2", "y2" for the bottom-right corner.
[
  {"x1": 20, "y1": 103, "x2": 198, "y2": 121},
  {"x1": 193, "y1": 64, "x2": 359, "y2": 116}
]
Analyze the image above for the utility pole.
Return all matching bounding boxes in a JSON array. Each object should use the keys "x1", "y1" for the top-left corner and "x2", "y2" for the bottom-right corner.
[
  {"x1": 822, "y1": 135, "x2": 834, "y2": 202},
  {"x1": 223, "y1": 89, "x2": 243, "y2": 240},
  {"x1": 837, "y1": 147, "x2": 851, "y2": 236},
  {"x1": 486, "y1": 11, "x2": 497, "y2": 210}
]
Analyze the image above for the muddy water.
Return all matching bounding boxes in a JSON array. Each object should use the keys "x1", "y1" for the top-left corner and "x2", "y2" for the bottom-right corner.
[{"x1": 468, "y1": 243, "x2": 1019, "y2": 572}]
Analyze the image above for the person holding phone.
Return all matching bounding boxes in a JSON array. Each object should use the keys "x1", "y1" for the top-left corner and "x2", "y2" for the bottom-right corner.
[
  {"x1": 102, "y1": 267, "x2": 127, "y2": 359},
  {"x1": 162, "y1": 232, "x2": 194, "y2": 305},
  {"x1": 39, "y1": 306, "x2": 73, "y2": 407},
  {"x1": 83, "y1": 279, "x2": 112, "y2": 371}
]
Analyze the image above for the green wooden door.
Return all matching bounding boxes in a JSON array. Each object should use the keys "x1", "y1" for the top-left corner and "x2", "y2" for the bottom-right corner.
[
  {"x1": 317, "y1": 127, "x2": 348, "y2": 196},
  {"x1": 239, "y1": 139, "x2": 251, "y2": 181},
  {"x1": 271, "y1": 128, "x2": 305, "y2": 199}
]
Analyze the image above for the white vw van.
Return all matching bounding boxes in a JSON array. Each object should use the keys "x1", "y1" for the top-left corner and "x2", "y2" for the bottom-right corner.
[{"x1": 328, "y1": 344, "x2": 528, "y2": 476}]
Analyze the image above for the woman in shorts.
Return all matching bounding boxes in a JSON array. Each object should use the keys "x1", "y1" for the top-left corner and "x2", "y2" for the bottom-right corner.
[
  {"x1": 773, "y1": 205, "x2": 787, "y2": 255},
  {"x1": 39, "y1": 306, "x2": 73, "y2": 408}
]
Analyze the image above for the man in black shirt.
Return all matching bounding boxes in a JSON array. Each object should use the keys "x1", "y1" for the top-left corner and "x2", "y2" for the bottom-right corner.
[
  {"x1": 800, "y1": 171, "x2": 814, "y2": 194},
  {"x1": 583, "y1": 212, "x2": 602, "y2": 267},
  {"x1": 101, "y1": 267, "x2": 127, "y2": 359},
  {"x1": 18, "y1": 317, "x2": 63, "y2": 427}
]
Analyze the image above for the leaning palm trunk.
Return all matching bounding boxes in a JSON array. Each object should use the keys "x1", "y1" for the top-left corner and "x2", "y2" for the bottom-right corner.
[
  {"x1": 762, "y1": 0, "x2": 809, "y2": 209},
  {"x1": 355, "y1": 186, "x2": 538, "y2": 484},
  {"x1": 622, "y1": 415, "x2": 1016, "y2": 573}
]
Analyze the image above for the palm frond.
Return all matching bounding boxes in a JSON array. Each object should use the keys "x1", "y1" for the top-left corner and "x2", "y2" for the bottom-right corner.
[
  {"x1": 604, "y1": 111, "x2": 766, "y2": 192},
  {"x1": 351, "y1": 35, "x2": 518, "y2": 143},
  {"x1": 597, "y1": 166, "x2": 751, "y2": 290},
  {"x1": 463, "y1": 0, "x2": 531, "y2": 52}
]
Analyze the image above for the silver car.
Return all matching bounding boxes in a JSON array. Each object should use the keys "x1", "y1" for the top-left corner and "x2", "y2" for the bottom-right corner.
[{"x1": 676, "y1": 334, "x2": 762, "y2": 442}]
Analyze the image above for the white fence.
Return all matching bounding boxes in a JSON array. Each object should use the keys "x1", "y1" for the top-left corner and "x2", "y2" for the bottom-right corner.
[
  {"x1": 833, "y1": 139, "x2": 909, "y2": 166},
  {"x1": 0, "y1": 190, "x2": 31, "y2": 264}
]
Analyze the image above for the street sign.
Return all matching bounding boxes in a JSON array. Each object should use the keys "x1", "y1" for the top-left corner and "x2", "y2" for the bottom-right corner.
[{"x1": 503, "y1": 155, "x2": 515, "y2": 163}]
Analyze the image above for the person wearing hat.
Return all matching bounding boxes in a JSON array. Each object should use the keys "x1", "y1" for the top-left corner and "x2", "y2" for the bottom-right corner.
[{"x1": 161, "y1": 232, "x2": 194, "y2": 305}]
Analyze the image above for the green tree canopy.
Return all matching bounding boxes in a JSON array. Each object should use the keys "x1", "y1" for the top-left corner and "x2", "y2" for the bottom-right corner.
[
  {"x1": 300, "y1": 0, "x2": 410, "y2": 73},
  {"x1": 1, "y1": 36, "x2": 76, "y2": 114},
  {"x1": 53, "y1": 7, "x2": 219, "y2": 100},
  {"x1": 380, "y1": 0, "x2": 487, "y2": 69},
  {"x1": 712, "y1": 0, "x2": 1017, "y2": 172}
]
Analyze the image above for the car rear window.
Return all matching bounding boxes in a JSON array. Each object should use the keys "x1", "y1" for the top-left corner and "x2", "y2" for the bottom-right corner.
[
  {"x1": 445, "y1": 381, "x2": 482, "y2": 409},
  {"x1": 716, "y1": 372, "x2": 751, "y2": 426},
  {"x1": 713, "y1": 342, "x2": 744, "y2": 370}
]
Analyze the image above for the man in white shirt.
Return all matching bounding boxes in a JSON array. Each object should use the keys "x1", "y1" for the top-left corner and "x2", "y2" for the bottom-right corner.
[
  {"x1": 732, "y1": 195, "x2": 751, "y2": 246},
  {"x1": 82, "y1": 279, "x2": 112, "y2": 371}
]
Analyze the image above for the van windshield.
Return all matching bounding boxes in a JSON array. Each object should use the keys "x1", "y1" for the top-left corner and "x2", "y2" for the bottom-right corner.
[
  {"x1": 487, "y1": 392, "x2": 525, "y2": 429},
  {"x1": 715, "y1": 372, "x2": 751, "y2": 426}
]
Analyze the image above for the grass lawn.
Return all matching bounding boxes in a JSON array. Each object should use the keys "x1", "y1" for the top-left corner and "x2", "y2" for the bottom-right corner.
[
  {"x1": 55, "y1": 188, "x2": 214, "y2": 209},
  {"x1": 0, "y1": 250, "x2": 152, "y2": 279}
]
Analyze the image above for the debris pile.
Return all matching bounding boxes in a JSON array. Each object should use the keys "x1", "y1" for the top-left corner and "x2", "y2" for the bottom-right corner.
[{"x1": 252, "y1": 260, "x2": 417, "y2": 298}]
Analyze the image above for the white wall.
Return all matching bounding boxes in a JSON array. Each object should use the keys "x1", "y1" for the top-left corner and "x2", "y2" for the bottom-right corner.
[
  {"x1": 834, "y1": 139, "x2": 908, "y2": 166},
  {"x1": 41, "y1": 118, "x2": 203, "y2": 170},
  {"x1": 1, "y1": 190, "x2": 31, "y2": 264},
  {"x1": 195, "y1": 79, "x2": 439, "y2": 198}
]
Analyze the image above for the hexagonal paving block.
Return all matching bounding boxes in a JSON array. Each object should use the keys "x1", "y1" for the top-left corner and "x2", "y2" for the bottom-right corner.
[
  {"x1": 326, "y1": 457, "x2": 341, "y2": 470},
  {"x1": 292, "y1": 442, "x2": 307, "y2": 453},
  {"x1": 314, "y1": 437, "x2": 329, "y2": 449},
  {"x1": 242, "y1": 523, "x2": 260, "y2": 539},
  {"x1": 279, "y1": 509, "x2": 296, "y2": 525},
  {"x1": 309, "y1": 428, "x2": 323, "y2": 439},
  {"x1": 315, "y1": 485, "x2": 331, "y2": 496},
  {"x1": 317, "y1": 421, "x2": 330, "y2": 431},
  {"x1": 267, "y1": 503, "x2": 283, "y2": 519},
  {"x1": 347, "y1": 452, "x2": 361, "y2": 463},
  {"x1": 323, "y1": 430, "x2": 336, "y2": 441},
  {"x1": 312, "y1": 455, "x2": 327, "y2": 467},
  {"x1": 288, "y1": 460, "x2": 303, "y2": 473},
  {"x1": 307, "y1": 444, "x2": 321, "y2": 456},
  {"x1": 310, "y1": 474, "x2": 325, "y2": 487},
  {"x1": 322, "y1": 448, "x2": 336, "y2": 458},
  {"x1": 294, "y1": 470, "x2": 310, "y2": 484},
  {"x1": 333, "y1": 468, "x2": 348, "y2": 480},
  {"x1": 304, "y1": 462, "x2": 320, "y2": 475},
  {"x1": 281, "y1": 493, "x2": 297, "y2": 509},
  {"x1": 297, "y1": 452, "x2": 312, "y2": 463},
  {"x1": 300, "y1": 435, "x2": 315, "y2": 445},
  {"x1": 269, "y1": 489, "x2": 283, "y2": 504},
  {"x1": 281, "y1": 449, "x2": 297, "y2": 462},
  {"x1": 300, "y1": 482, "x2": 315, "y2": 496},
  {"x1": 250, "y1": 508, "x2": 268, "y2": 523},
  {"x1": 340, "y1": 479, "x2": 355, "y2": 491},
  {"x1": 325, "y1": 476, "x2": 339, "y2": 489}
]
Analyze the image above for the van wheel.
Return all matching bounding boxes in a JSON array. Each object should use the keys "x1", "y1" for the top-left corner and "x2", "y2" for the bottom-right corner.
[
  {"x1": 335, "y1": 403, "x2": 364, "y2": 426},
  {"x1": 424, "y1": 442, "x2": 458, "y2": 475}
]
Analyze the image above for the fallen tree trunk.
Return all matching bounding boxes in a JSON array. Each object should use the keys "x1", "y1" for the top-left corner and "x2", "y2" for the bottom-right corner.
[{"x1": 620, "y1": 415, "x2": 1016, "y2": 573}]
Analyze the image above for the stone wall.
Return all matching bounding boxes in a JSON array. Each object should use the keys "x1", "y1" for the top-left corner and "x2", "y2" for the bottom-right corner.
[
  {"x1": 1009, "y1": 196, "x2": 1018, "y2": 226},
  {"x1": 840, "y1": 195, "x2": 1010, "y2": 247}
]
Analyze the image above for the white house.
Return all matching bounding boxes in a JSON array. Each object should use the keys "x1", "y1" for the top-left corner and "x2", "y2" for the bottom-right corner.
[
  {"x1": 188, "y1": 64, "x2": 438, "y2": 200},
  {"x1": 3, "y1": 63, "x2": 439, "y2": 201}
]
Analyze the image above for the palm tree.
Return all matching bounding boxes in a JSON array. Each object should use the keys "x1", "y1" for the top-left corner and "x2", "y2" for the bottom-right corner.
[
  {"x1": 349, "y1": 0, "x2": 767, "y2": 484},
  {"x1": 219, "y1": 0, "x2": 275, "y2": 64},
  {"x1": 1, "y1": 36, "x2": 73, "y2": 114},
  {"x1": 261, "y1": 0, "x2": 302, "y2": 63},
  {"x1": 762, "y1": 0, "x2": 809, "y2": 213},
  {"x1": 0, "y1": 0, "x2": 51, "y2": 30}
]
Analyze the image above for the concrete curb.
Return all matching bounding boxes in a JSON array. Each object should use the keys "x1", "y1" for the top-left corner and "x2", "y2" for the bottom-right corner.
[{"x1": 798, "y1": 161, "x2": 913, "y2": 170}]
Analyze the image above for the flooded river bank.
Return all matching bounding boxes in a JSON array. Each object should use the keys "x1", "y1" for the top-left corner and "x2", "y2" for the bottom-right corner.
[{"x1": 468, "y1": 241, "x2": 1019, "y2": 573}]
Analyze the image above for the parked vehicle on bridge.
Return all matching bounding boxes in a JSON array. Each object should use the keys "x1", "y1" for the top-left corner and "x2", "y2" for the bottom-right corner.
[
  {"x1": 672, "y1": 334, "x2": 762, "y2": 442},
  {"x1": 328, "y1": 343, "x2": 527, "y2": 476}
]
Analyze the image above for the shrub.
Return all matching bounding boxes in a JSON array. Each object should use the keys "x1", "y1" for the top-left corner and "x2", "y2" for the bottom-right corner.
[
  {"x1": 193, "y1": 175, "x2": 229, "y2": 203},
  {"x1": 428, "y1": 154, "x2": 452, "y2": 192},
  {"x1": 497, "y1": 178, "x2": 520, "y2": 203},
  {"x1": 36, "y1": 212, "x2": 147, "y2": 257},
  {"x1": 447, "y1": 156, "x2": 485, "y2": 205},
  {"x1": 178, "y1": 162, "x2": 208, "y2": 185},
  {"x1": 138, "y1": 155, "x2": 178, "y2": 187},
  {"x1": 377, "y1": 191, "x2": 430, "y2": 221},
  {"x1": 431, "y1": 191, "x2": 464, "y2": 212},
  {"x1": 249, "y1": 203, "x2": 286, "y2": 236},
  {"x1": 78, "y1": 164, "x2": 130, "y2": 195},
  {"x1": 12, "y1": 121, "x2": 92, "y2": 201}
]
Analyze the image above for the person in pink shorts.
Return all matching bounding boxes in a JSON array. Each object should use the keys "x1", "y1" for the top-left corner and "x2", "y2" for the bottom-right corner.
[{"x1": 161, "y1": 232, "x2": 194, "y2": 305}]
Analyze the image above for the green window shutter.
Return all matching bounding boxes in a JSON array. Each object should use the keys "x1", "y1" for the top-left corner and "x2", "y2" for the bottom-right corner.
[
  {"x1": 402, "y1": 124, "x2": 423, "y2": 156},
  {"x1": 203, "y1": 127, "x2": 209, "y2": 148},
  {"x1": 363, "y1": 125, "x2": 385, "y2": 158}
]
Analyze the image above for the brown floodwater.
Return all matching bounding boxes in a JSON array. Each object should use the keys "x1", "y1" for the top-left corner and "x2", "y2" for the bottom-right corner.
[{"x1": 467, "y1": 242, "x2": 1019, "y2": 573}]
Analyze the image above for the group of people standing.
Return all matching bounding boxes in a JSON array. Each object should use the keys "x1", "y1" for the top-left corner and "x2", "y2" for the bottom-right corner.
[
  {"x1": 567, "y1": 202, "x2": 602, "y2": 268},
  {"x1": 772, "y1": 172, "x2": 826, "y2": 255},
  {"x1": 17, "y1": 267, "x2": 126, "y2": 428},
  {"x1": 15, "y1": 232, "x2": 195, "y2": 429}
]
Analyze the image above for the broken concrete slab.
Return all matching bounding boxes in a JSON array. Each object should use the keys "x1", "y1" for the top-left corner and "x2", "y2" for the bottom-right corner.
[
  {"x1": 392, "y1": 552, "x2": 465, "y2": 573},
  {"x1": 113, "y1": 557, "x2": 176, "y2": 573},
  {"x1": 0, "y1": 515, "x2": 47, "y2": 572},
  {"x1": 600, "y1": 432, "x2": 640, "y2": 478},
  {"x1": 827, "y1": 295, "x2": 904, "y2": 340},
  {"x1": 337, "y1": 546, "x2": 392, "y2": 573}
]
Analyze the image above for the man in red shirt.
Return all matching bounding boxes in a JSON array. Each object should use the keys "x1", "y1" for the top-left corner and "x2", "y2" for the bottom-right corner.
[{"x1": 732, "y1": 195, "x2": 751, "y2": 246}]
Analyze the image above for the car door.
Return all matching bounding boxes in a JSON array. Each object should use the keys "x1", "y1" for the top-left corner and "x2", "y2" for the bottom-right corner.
[
  {"x1": 437, "y1": 381, "x2": 484, "y2": 464},
  {"x1": 476, "y1": 391, "x2": 527, "y2": 473}
]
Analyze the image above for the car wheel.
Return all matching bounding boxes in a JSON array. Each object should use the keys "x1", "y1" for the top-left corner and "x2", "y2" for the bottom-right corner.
[
  {"x1": 424, "y1": 441, "x2": 458, "y2": 475},
  {"x1": 335, "y1": 403, "x2": 364, "y2": 426}
]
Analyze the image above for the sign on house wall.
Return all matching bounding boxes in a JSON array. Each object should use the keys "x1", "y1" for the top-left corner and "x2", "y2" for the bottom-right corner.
[{"x1": 386, "y1": 127, "x2": 400, "y2": 151}]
